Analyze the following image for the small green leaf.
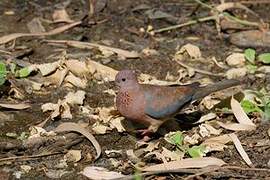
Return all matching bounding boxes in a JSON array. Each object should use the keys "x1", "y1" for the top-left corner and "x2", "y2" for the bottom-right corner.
[
  {"x1": 244, "y1": 48, "x2": 256, "y2": 64},
  {"x1": 165, "y1": 131, "x2": 184, "y2": 146},
  {"x1": 246, "y1": 64, "x2": 257, "y2": 74},
  {"x1": 241, "y1": 99, "x2": 262, "y2": 114},
  {"x1": 16, "y1": 67, "x2": 31, "y2": 78},
  {"x1": 262, "y1": 102, "x2": 270, "y2": 121},
  {"x1": 258, "y1": 53, "x2": 270, "y2": 64},
  {"x1": 187, "y1": 145, "x2": 206, "y2": 158},
  {"x1": 0, "y1": 62, "x2": 7, "y2": 85}
]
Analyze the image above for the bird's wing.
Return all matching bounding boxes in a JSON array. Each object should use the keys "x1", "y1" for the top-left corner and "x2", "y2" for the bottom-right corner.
[{"x1": 141, "y1": 84, "x2": 197, "y2": 119}]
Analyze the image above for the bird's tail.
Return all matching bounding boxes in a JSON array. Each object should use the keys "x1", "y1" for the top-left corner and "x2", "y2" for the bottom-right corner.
[{"x1": 192, "y1": 79, "x2": 241, "y2": 101}]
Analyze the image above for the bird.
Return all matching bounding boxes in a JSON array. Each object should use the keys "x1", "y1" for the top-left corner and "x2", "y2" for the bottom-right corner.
[{"x1": 115, "y1": 70, "x2": 240, "y2": 136}]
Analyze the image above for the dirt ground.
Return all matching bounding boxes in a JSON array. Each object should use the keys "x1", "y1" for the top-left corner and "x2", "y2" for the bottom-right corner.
[{"x1": 0, "y1": 0, "x2": 270, "y2": 179}]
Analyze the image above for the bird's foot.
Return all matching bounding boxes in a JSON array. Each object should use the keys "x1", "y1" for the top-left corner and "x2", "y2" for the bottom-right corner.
[{"x1": 137, "y1": 129, "x2": 154, "y2": 142}]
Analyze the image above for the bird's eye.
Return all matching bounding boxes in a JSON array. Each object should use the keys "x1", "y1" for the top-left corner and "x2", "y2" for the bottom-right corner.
[{"x1": 122, "y1": 78, "x2": 126, "y2": 82}]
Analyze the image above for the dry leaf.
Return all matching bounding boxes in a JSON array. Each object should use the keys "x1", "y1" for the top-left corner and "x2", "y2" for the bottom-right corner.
[
  {"x1": 142, "y1": 157, "x2": 226, "y2": 171},
  {"x1": 200, "y1": 96, "x2": 221, "y2": 110},
  {"x1": 0, "y1": 103, "x2": 30, "y2": 110},
  {"x1": 184, "y1": 134, "x2": 200, "y2": 145},
  {"x1": 64, "y1": 90, "x2": 86, "y2": 105},
  {"x1": 81, "y1": 166, "x2": 125, "y2": 179},
  {"x1": 54, "y1": 122, "x2": 101, "y2": 159},
  {"x1": 64, "y1": 150, "x2": 81, "y2": 162},
  {"x1": 229, "y1": 133, "x2": 253, "y2": 166},
  {"x1": 217, "y1": 122, "x2": 255, "y2": 131},
  {"x1": 87, "y1": 59, "x2": 118, "y2": 81},
  {"x1": 37, "y1": 61, "x2": 60, "y2": 76},
  {"x1": 109, "y1": 117, "x2": 126, "y2": 132},
  {"x1": 29, "y1": 126, "x2": 56, "y2": 139},
  {"x1": 226, "y1": 67, "x2": 247, "y2": 79},
  {"x1": 161, "y1": 147, "x2": 184, "y2": 161},
  {"x1": 27, "y1": 18, "x2": 46, "y2": 34},
  {"x1": 65, "y1": 59, "x2": 89, "y2": 77},
  {"x1": 179, "y1": 43, "x2": 201, "y2": 59},
  {"x1": 196, "y1": 113, "x2": 217, "y2": 123},
  {"x1": 226, "y1": 53, "x2": 245, "y2": 67},
  {"x1": 61, "y1": 101, "x2": 72, "y2": 119},
  {"x1": 202, "y1": 134, "x2": 232, "y2": 152},
  {"x1": 52, "y1": 9, "x2": 73, "y2": 23},
  {"x1": 231, "y1": 96, "x2": 255, "y2": 126},
  {"x1": 199, "y1": 124, "x2": 222, "y2": 137},
  {"x1": 92, "y1": 122, "x2": 110, "y2": 134},
  {"x1": 65, "y1": 73, "x2": 87, "y2": 88}
]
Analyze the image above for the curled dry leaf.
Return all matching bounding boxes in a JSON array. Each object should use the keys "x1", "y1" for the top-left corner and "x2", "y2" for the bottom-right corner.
[
  {"x1": 179, "y1": 43, "x2": 201, "y2": 59},
  {"x1": 27, "y1": 18, "x2": 46, "y2": 34},
  {"x1": 202, "y1": 134, "x2": 232, "y2": 152},
  {"x1": 65, "y1": 59, "x2": 89, "y2": 77},
  {"x1": 37, "y1": 61, "x2": 60, "y2": 76},
  {"x1": 46, "y1": 68, "x2": 69, "y2": 86},
  {"x1": 142, "y1": 157, "x2": 226, "y2": 171},
  {"x1": 87, "y1": 59, "x2": 118, "y2": 81},
  {"x1": 226, "y1": 67, "x2": 247, "y2": 79},
  {"x1": 231, "y1": 96, "x2": 255, "y2": 126},
  {"x1": 109, "y1": 117, "x2": 125, "y2": 132},
  {"x1": 0, "y1": 102, "x2": 30, "y2": 110},
  {"x1": 217, "y1": 122, "x2": 256, "y2": 131},
  {"x1": 28, "y1": 126, "x2": 56, "y2": 139},
  {"x1": 54, "y1": 122, "x2": 101, "y2": 160},
  {"x1": 229, "y1": 133, "x2": 253, "y2": 167},
  {"x1": 161, "y1": 147, "x2": 184, "y2": 161},
  {"x1": 64, "y1": 90, "x2": 86, "y2": 105},
  {"x1": 64, "y1": 150, "x2": 81, "y2": 163},
  {"x1": 65, "y1": 73, "x2": 87, "y2": 88},
  {"x1": 184, "y1": 134, "x2": 200, "y2": 145},
  {"x1": 92, "y1": 122, "x2": 110, "y2": 134},
  {"x1": 225, "y1": 53, "x2": 245, "y2": 67},
  {"x1": 52, "y1": 9, "x2": 73, "y2": 23},
  {"x1": 196, "y1": 112, "x2": 217, "y2": 123},
  {"x1": 199, "y1": 124, "x2": 222, "y2": 137},
  {"x1": 81, "y1": 166, "x2": 126, "y2": 179}
]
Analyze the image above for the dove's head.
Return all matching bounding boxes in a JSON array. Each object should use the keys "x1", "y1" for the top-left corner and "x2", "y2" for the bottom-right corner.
[{"x1": 115, "y1": 70, "x2": 138, "y2": 89}]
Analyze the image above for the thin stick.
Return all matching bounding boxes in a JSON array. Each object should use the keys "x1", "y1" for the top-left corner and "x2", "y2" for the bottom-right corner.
[
  {"x1": 0, "y1": 152, "x2": 63, "y2": 162},
  {"x1": 174, "y1": 59, "x2": 225, "y2": 77},
  {"x1": 153, "y1": 15, "x2": 216, "y2": 33},
  {"x1": 240, "y1": 0, "x2": 270, "y2": 4}
]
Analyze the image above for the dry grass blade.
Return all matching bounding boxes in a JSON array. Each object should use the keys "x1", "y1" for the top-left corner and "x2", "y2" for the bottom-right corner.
[
  {"x1": 54, "y1": 122, "x2": 101, "y2": 160},
  {"x1": 142, "y1": 157, "x2": 226, "y2": 171},
  {"x1": 231, "y1": 96, "x2": 256, "y2": 126},
  {"x1": 45, "y1": 40, "x2": 139, "y2": 58},
  {"x1": 0, "y1": 21, "x2": 81, "y2": 45},
  {"x1": 216, "y1": 2, "x2": 258, "y2": 17},
  {"x1": 0, "y1": 103, "x2": 30, "y2": 110},
  {"x1": 217, "y1": 122, "x2": 256, "y2": 131},
  {"x1": 229, "y1": 133, "x2": 253, "y2": 167}
]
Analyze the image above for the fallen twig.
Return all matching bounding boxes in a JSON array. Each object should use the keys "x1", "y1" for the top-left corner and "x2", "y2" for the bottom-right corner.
[
  {"x1": 174, "y1": 59, "x2": 225, "y2": 77},
  {"x1": 44, "y1": 39, "x2": 139, "y2": 59},
  {"x1": 0, "y1": 152, "x2": 63, "y2": 162},
  {"x1": 0, "y1": 21, "x2": 81, "y2": 45},
  {"x1": 153, "y1": 15, "x2": 216, "y2": 33}
]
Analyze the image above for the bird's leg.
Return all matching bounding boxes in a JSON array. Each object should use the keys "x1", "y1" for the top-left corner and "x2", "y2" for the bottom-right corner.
[{"x1": 137, "y1": 116, "x2": 164, "y2": 141}]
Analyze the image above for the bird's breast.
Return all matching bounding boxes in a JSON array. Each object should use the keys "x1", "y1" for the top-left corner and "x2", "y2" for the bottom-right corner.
[{"x1": 116, "y1": 90, "x2": 145, "y2": 120}]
